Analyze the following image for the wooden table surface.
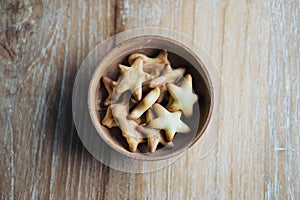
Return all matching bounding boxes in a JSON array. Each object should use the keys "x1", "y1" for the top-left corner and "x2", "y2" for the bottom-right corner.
[{"x1": 1, "y1": 0, "x2": 299, "y2": 199}]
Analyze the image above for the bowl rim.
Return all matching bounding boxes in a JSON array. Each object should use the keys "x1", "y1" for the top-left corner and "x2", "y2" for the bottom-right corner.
[{"x1": 87, "y1": 35, "x2": 214, "y2": 161}]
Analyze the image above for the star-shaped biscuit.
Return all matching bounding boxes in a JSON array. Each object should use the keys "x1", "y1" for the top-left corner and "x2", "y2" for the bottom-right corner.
[
  {"x1": 138, "y1": 109, "x2": 174, "y2": 152},
  {"x1": 102, "y1": 76, "x2": 117, "y2": 106},
  {"x1": 111, "y1": 103, "x2": 145, "y2": 152},
  {"x1": 129, "y1": 87, "x2": 160, "y2": 120},
  {"x1": 148, "y1": 65, "x2": 185, "y2": 88},
  {"x1": 128, "y1": 50, "x2": 171, "y2": 78},
  {"x1": 143, "y1": 103, "x2": 190, "y2": 142},
  {"x1": 101, "y1": 105, "x2": 118, "y2": 128},
  {"x1": 166, "y1": 74, "x2": 198, "y2": 118},
  {"x1": 113, "y1": 57, "x2": 153, "y2": 102},
  {"x1": 128, "y1": 50, "x2": 170, "y2": 66},
  {"x1": 148, "y1": 65, "x2": 185, "y2": 102}
]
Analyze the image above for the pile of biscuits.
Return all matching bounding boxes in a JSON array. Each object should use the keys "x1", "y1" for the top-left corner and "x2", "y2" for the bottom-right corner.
[{"x1": 101, "y1": 50, "x2": 198, "y2": 153}]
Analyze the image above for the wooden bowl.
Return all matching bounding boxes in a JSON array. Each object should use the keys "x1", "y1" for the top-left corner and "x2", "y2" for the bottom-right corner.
[{"x1": 88, "y1": 36, "x2": 213, "y2": 161}]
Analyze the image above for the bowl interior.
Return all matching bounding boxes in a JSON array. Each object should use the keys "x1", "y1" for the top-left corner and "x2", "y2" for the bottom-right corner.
[{"x1": 88, "y1": 36, "x2": 213, "y2": 160}]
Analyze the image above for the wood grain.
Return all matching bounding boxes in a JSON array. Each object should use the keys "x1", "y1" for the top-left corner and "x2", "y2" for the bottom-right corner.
[{"x1": 0, "y1": 0, "x2": 299, "y2": 199}]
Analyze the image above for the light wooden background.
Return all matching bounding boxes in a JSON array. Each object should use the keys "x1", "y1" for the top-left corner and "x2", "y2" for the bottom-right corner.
[{"x1": 0, "y1": 0, "x2": 299, "y2": 199}]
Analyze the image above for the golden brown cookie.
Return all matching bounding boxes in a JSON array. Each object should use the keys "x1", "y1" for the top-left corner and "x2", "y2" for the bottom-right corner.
[
  {"x1": 148, "y1": 65, "x2": 185, "y2": 102},
  {"x1": 138, "y1": 109, "x2": 174, "y2": 152},
  {"x1": 143, "y1": 103, "x2": 190, "y2": 142},
  {"x1": 102, "y1": 76, "x2": 117, "y2": 106},
  {"x1": 166, "y1": 74, "x2": 198, "y2": 117},
  {"x1": 102, "y1": 105, "x2": 118, "y2": 128},
  {"x1": 111, "y1": 103, "x2": 145, "y2": 152},
  {"x1": 128, "y1": 50, "x2": 171, "y2": 78},
  {"x1": 129, "y1": 87, "x2": 160, "y2": 120},
  {"x1": 113, "y1": 57, "x2": 153, "y2": 102},
  {"x1": 128, "y1": 50, "x2": 170, "y2": 66},
  {"x1": 148, "y1": 65, "x2": 185, "y2": 88}
]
